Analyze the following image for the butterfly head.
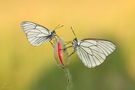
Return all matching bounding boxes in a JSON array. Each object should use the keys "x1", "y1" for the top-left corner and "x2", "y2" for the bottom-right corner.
[
  {"x1": 52, "y1": 30, "x2": 60, "y2": 38},
  {"x1": 49, "y1": 31, "x2": 57, "y2": 40},
  {"x1": 72, "y1": 38, "x2": 78, "y2": 48},
  {"x1": 52, "y1": 30, "x2": 56, "y2": 34}
]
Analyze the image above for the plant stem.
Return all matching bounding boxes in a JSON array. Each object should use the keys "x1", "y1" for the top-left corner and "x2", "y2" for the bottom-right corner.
[{"x1": 63, "y1": 67, "x2": 73, "y2": 90}]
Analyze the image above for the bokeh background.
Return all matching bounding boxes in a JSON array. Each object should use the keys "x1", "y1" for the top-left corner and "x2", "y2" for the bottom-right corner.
[{"x1": 0, "y1": 0, "x2": 135, "y2": 90}]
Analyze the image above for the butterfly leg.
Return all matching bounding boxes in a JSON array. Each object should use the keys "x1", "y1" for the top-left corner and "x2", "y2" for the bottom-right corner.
[
  {"x1": 53, "y1": 24, "x2": 64, "y2": 31},
  {"x1": 64, "y1": 41, "x2": 72, "y2": 46},
  {"x1": 49, "y1": 41, "x2": 54, "y2": 47},
  {"x1": 61, "y1": 46, "x2": 72, "y2": 51},
  {"x1": 68, "y1": 50, "x2": 75, "y2": 57}
]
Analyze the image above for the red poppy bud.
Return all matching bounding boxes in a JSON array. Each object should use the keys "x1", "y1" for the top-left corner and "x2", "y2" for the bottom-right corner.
[{"x1": 54, "y1": 38, "x2": 69, "y2": 68}]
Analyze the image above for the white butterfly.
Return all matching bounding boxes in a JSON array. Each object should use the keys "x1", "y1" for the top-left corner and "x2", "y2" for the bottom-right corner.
[
  {"x1": 65, "y1": 28, "x2": 116, "y2": 68},
  {"x1": 21, "y1": 21, "x2": 63, "y2": 46}
]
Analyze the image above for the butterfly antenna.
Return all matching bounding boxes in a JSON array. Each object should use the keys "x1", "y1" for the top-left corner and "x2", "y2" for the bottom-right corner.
[
  {"x1": 53, "y1": 24, "x2": 64, "y2": 38},
  {"x1": 54, "y1": 24, "x2": 64, "y2": 31},
  {"x1": 71, "y1": 26, "x2": 77, "y2": 39},
  {"x1": 53, "y1": 24, "x2": 60, "y2": 30}
]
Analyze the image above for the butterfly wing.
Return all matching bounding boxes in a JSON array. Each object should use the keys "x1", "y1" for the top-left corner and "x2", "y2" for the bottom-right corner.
[
  {"x1": 75, "y1": 39, "x2": 116, "y2": 68},
  {"x1": 21, "y1": 21, "x2": 52, "y2": 46}
]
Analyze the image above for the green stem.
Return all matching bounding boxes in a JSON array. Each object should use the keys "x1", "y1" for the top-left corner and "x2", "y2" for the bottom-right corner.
[{"x1": 63, "y1": 67, "x2": 73, "y2": 90}]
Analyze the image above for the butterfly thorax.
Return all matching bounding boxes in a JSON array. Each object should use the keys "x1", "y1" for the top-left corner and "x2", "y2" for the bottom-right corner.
[
  {"x1": 49, "y1": 31, "x2": 56, "y2": 39},
  {"x1": 72, "y1": 38, "x2": 79, "y2": 49},
  {"x1": 51, "y1": 31, "x2": 56, "y2": 36}
]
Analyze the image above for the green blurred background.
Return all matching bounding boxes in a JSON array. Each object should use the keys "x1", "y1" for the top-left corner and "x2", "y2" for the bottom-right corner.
[{"x1": 0, "y1": 0, "x2": 135, "y2": 90}]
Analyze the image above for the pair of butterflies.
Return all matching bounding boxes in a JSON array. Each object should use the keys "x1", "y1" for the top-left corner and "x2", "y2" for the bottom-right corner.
[{"x1": 21, "y1": 21, "x2": 116, "y2": 68}]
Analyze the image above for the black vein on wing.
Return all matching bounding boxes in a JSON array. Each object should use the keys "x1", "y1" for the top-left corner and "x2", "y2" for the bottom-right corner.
[
  {"x1": 23, "y1": 23, "x2": 50, "y2": 36},
  {"x1": 90, "y1": 48, "x2": 101, "y2": 65},
  {"x1": 97, "y1": 42, "x2": 110, "y2": 55},
  {"x1": 35, "y1": 37, "x2": 46, "y2": 45},
  {"x1": 79, "y1": 46, "x2": 97, "y2": 67},
  {"x1": 93, "y1": 52, "x2": 102, "y2": 64},
  {"x1": 81, "y1": 45, "x2": 104, "y2": 55},
  {"x1": 36, "y1": 26, "x2": 50, "y2": 35},
  {"x1": 92, "y1": 50, "x2": 105, "y2": 60},
  {"x1": 77, "y1": 48, "x2": 87, "y2": 66},
  {"x1": 80, "y1": 40, "x2": 96, "y2": 45},
  {"x1": 79, "y1": 44, "x2": 107, "y2": 66},
  {"x1": 87, "y1": 52, "x2": 92, "y2": 68},
  {"x1": 99, "y1": 42, "x2": 113, "y2": 52},
  {"x1": 100, "y1": 41, "x2": 115, "y2": 51},
  {"x1": 27, "y1": 32, "x2": 48, "y2": 38},
  {"x1": 98, "y1": 42, "x2": 113, "y2": 53},
  {"x1": 79, "y1": 47, "x2": 89, "y2": 66}
]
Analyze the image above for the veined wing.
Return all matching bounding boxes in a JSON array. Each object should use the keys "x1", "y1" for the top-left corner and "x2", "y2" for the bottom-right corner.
[
  {"x1": 76, "y1": 39, "x2": 116, "y2": 68},
  {"x1": 21, "y1": 21, "x2": 52, "y2": 46}
]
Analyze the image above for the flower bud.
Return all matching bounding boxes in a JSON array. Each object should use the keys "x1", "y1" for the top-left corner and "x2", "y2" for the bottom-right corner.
[{"x1": 53, "y1": 38, "x2": 69, "y2": 68}]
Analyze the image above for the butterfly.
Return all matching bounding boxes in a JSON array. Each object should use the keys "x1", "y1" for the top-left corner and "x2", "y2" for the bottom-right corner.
[
  {"x1": 21, "y1": 21, "x2": 63, "y2": 46},
  {"x1": 64, "y1": 27, "x2": 116, "y2": 68}
]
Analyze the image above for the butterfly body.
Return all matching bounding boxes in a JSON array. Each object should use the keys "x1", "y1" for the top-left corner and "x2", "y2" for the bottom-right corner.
[
  {"x1": 47, "y1": 30, "x2": 56, "y2": 40},
  {"x1": 72, "y1": 38, "x2": 79, "y2": 49}
]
